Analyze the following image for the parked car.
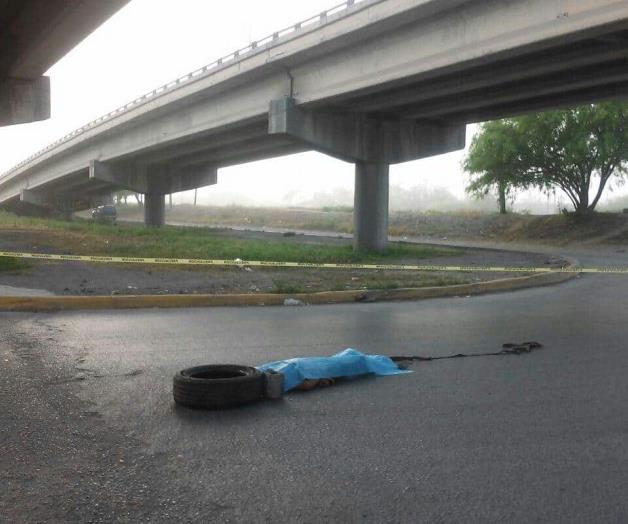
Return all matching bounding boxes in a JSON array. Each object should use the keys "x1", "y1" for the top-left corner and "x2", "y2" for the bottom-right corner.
[{"x1": 91, "y1": 205, "x2": 117, "y2": 224}]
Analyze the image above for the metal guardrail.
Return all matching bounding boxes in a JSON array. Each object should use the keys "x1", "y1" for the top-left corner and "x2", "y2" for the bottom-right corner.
[{"x1": 1, "y1": 0, "x2": 367, "y2": 179}]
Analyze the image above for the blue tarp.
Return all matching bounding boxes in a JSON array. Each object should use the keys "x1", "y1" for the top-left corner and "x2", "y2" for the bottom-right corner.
[{"x1": 257, "y1": 348, "x2": 410, "y2": 392}]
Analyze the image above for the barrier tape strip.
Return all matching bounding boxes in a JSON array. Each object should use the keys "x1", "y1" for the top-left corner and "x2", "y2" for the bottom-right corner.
[{"x1": 1, "y1": 249, "x2": 626, "y2": 274}]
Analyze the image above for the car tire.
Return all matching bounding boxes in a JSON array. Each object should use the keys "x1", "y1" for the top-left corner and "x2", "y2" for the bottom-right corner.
[{"x1": 173, "y1": 364, "x2": 264, "y2": 409}]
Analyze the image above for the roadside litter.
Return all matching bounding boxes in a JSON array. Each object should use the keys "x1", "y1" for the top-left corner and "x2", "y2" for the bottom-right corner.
[
  {"x1": 172, "y1": 343, "x2": 542, "y2": 410},
  {"x1": 392, "y1": 341, "x2": 543, "y2": 366},
  {"x1": 283, "y1": 298, "x2": 305, "y2": 306}
]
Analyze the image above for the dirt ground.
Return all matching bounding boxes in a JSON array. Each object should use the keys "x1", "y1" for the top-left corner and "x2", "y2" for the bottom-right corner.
[
  {"x1": 0, "y1": 228, "x2": 564, "y2": 296},
  {"x1": 114, "y1": 204, "x2": 628, "y2": 244}
]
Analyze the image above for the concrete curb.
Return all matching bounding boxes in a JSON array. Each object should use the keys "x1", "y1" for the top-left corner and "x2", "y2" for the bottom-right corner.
[{"x1": 0, "y1": 266, "x2": 578, "y2": 312}]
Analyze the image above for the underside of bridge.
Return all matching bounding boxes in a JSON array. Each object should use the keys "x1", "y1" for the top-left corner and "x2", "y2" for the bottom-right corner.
[
  {"x1": 2, "y1": 0, "x2": 628, "y2": 251},
  {"x1": 0, "y1": 0, "x2": 129, "y2": 126}
]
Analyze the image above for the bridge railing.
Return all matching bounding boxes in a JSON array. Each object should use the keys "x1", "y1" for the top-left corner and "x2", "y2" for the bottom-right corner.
[{"x1": 1, "y1": 0, "x2": 369, "y2": 180}]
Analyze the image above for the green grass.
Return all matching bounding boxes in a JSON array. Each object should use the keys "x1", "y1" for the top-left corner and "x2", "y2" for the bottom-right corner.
[
  {"x1": 0, "y1": 211, "x2": 456, "y2": 264},
  {"x1": 0, "y1": 256, "x2": 29, "y2": 272},
  {"x1": 362, "y1": 275, "x2": 468, "y2": 290},
  {"x1": 366, "y1": 280, "x2": 401, "y2": 290},
  {"x1": 320, "y1": 206, "x2": 353, "y2": 213},
  {"x1": 270, "y1": 280, "x2": 305, "y2": 294},
  {"x1": 100, "y1": 229, "x2": 453, "y2": 263}
]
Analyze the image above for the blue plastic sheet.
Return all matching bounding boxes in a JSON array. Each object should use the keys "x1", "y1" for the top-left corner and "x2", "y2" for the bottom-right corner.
[{"x1": 257, "y1": 348, "x2": 410, "y2": 392}]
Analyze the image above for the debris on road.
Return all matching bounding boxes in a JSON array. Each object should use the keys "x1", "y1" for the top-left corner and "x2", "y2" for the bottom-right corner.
[
  {"x1": 173, "y1": 364, "x2": 264, "y2": 409},
  {"x1": 391, "y1": 341, "x2": 543, "y2": 366},
  {"x1": 283, "y1": 298, "x2": 305, "y2": 306}
]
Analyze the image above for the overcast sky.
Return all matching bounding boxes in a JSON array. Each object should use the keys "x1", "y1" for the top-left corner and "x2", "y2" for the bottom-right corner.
[
  {"x1": 0, "y1": 0, "x2": 621, "y2": 209},
  {"x1": 0, "y1": 0, "x2": 483, "y2": 206}
]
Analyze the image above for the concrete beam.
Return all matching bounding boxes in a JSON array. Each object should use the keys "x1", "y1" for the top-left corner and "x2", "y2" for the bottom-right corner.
[
  {"x1": 20, "y1": 187, "x2": 95, "y2": 213},
  {"x1": 269, "y1": 97, "x2": 377, "y2": 162},
  {"x1": 20, "y1": 188, "x2": 47, "y2": 206},
  {"x1": 89, "y1": 161, "x2": 149, "y2": 193},
  {"x1": 379, "y1": 119, "x2": 465, "y2": 164},
  {"x1": 450, "y1": 80, "x2": 628, "y2": 124},
  {"x1": 347, "y1": 41, "x2": 628, "y2": 114},
  {"x1": 127, "y1": 122, "x2": 269, "y2": 166},
  {"x1": 268, "y1": 97, "x2": 465, "y2": 164},
  {"x1": 166, "y1": 164, "x2": 218, "y2": 194},
  {"x1": 174, "y1": 137, "x2": 305, "y2": 169},
  {"x1": 2, "y1": 0, "x2": 130, "y2": 79},
  {"x1": 0, "y1": 77, "x2": 50, "y2": 126},
  {"x1": 404, "y1": 60, "x2": 628, "y2": 120},
  {"x1": 89, "y1": 160, "x2": 217, "y2": 194}
]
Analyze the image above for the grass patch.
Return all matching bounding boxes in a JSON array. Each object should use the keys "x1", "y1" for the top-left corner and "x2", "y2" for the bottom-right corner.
[
  {"x1": 0, "y1": 211, "x2": 455, "y2": 264},
  {"x1": 362, "y1": 274, "x2": 469, "y2": 290},
  {"x1": 281, "y1": 273, "x2": 472, "y2": 293},
  {"x1": 270, "y1": 280, "x2": 305, "y2": 294},
  {"x1": 98, "y1": 204, "x2": 628, "y2": 243},
  {"x1": 0, "y1": 256, "x2": 29, "y2": 272},
  {"x1": 320, "y1": 206, "x2": 353, "y2": 213},
  {"x1": 365, "y1": 280, "x2": 400, "y2": 290}
]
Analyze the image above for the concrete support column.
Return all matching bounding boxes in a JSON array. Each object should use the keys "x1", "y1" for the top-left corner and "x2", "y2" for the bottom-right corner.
[
  {"x1": 353, "y1": 161, "x2": 389, "y2": 252},
  {"x1": 0, "y1": 77, "x2": 50, "y2": 126},
  {"x1": 144, "y1": 192, "x2": 165, "y2": 227}
]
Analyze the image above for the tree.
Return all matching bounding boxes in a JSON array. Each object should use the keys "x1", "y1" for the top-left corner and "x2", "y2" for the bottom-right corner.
[
  {"x1": 115, "y1": 190, "x2": 144, "y2": 206},
  {"x1": 465, "y1": 102, "x2": 628, "y2": 214},
  {"x1": 464, "y1": 120, "x2": 529, "y2": 214},
  {"x1": 115, "y1": 190, "x2": 130, "y2": 205},
  {"x1": 515, "y1": 103, "x2": 628, "y2": 214}
]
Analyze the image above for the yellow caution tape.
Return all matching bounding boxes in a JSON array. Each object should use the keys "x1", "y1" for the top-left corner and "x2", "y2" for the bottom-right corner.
[{"x1": 0, "y1": 250, "x2": 624, "y2": 273}]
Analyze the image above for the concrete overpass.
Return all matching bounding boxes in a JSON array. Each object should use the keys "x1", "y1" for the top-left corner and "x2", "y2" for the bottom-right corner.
[
  {"x1": 1, "y1": 0, "x2": 628, "y2": 251},
  {"x1": 0, "y1": 0, "x2": 129, "y2": 126}
]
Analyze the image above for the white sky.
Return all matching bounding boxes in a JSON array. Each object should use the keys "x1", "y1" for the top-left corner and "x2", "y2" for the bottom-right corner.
[{"x1": 0, "y1": 0, "x2": 622, "y2": 208}]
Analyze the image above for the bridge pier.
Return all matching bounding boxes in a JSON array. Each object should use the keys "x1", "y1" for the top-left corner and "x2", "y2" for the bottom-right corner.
[
  {"x1": 269, "y1": 97, "x2": 465, "y2": 252},
  {"x1": 144, "y1": 192, "x2": 165, "y2": 227},
  {"x1": 89, "y1": 160, "x2": 218, "y2": 228},
  {"x1": 353, "y1": 162, "x2": 389, "y2": 252}
]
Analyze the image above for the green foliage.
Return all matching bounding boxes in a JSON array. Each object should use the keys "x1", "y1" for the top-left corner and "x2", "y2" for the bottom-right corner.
[
  {"x1": 0, "y1": 256, "x2": 29, "y2": 272},
  {"x1": 115, "y1": 190, "x2": 142, "y2": 206},
  {"x1": 320, "y1": 206, "x2": 353, "y2": 213},
  {"x1": 465, "y1": 120, "x2": 524, "y2": 194},
  {"x1": 366, "y1": 280, "x2": 401, "y2": 290},
  {"x1": 464, "y1": 120, "x2": 531, "y2": 213},
  {"x1": 0, "y1": 211, "x2": 455, "y2": 264},
  {"x1": 271, "y1": 280, "x2": 304, "y2": 294},
  {"x1": 465, "y1": 102, "x2": 628, "y2": 214}
]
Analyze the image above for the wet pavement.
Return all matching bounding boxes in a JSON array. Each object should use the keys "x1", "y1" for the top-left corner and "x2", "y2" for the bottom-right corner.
[
  {"x1": 1, "y1": 244, "x2": 628, "y2": 522},
  {"x1": 0, "y1": 284, "x2": 53, "y2": 296}
]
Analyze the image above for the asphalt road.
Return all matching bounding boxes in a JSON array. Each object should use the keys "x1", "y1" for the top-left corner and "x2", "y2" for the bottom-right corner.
[{"x1": 2, "y1": 244, "x2": 628, "y2": 522}]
